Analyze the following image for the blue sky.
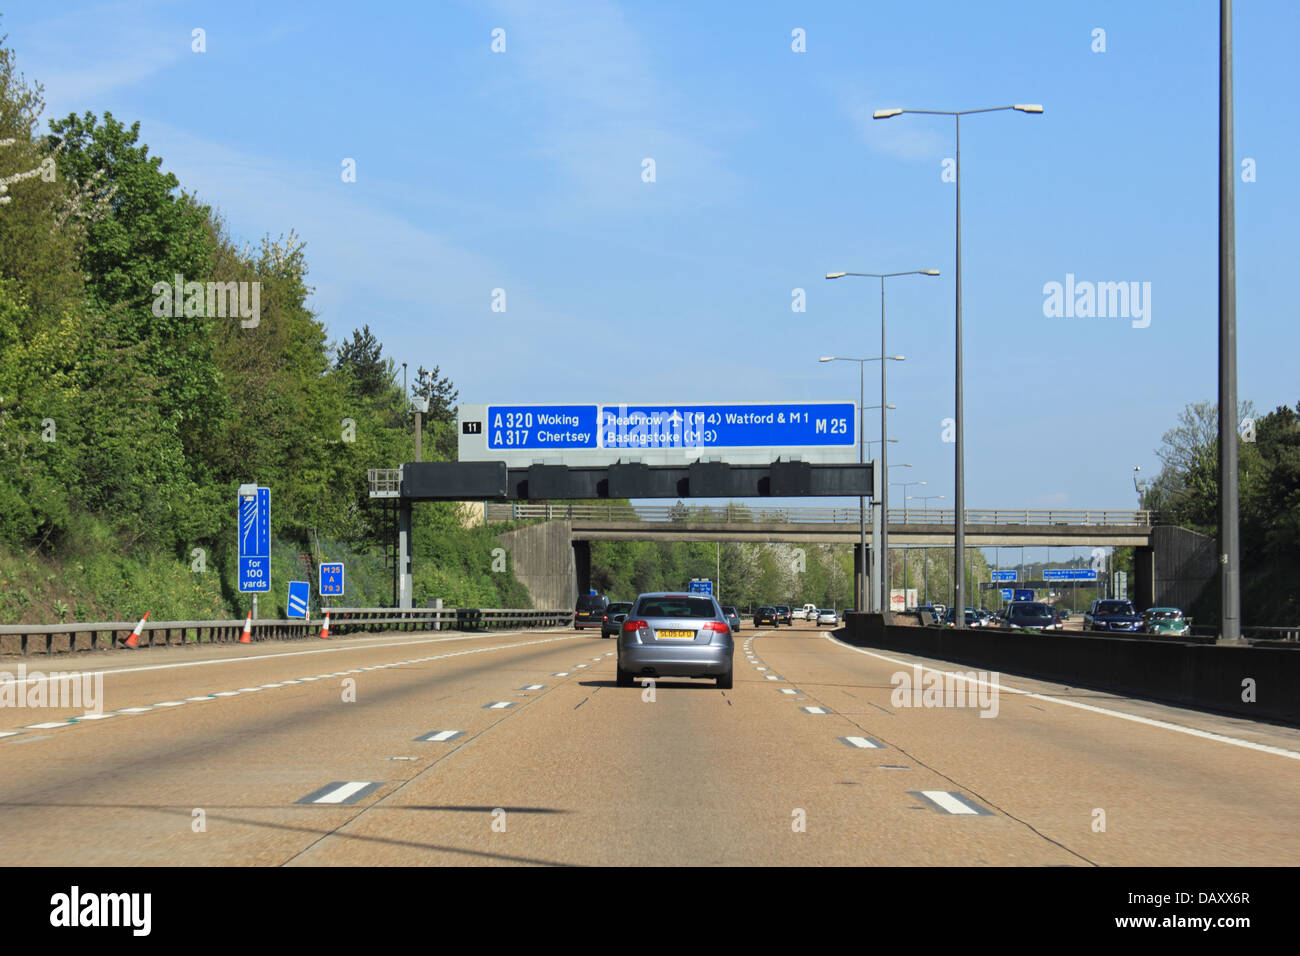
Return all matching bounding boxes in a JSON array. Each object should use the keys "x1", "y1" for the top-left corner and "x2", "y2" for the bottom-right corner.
[{"x1": 8, "y1": 0, "x2": 1298, "y2": 531}]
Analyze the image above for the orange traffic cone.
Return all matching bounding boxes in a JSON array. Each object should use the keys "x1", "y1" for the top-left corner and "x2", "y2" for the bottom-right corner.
[
  {"x1": 124, "y1": 611, "x2": 149, "y2": 649},
  {"x1": 319, "y1": 610, "x2": 331, "y2": 640},
  {"x1": 239, "y1": 612, "x2": 253, "y2": 644}
]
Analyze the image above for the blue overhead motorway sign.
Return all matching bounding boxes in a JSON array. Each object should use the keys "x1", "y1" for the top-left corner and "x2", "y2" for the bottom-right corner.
[
  {"x1": 991, "y1": 570, "x2": 1017, "y2": 582},
  {"x1": 1043, "y1": 568, "x2": 1099, "y2": 582},
  {"x1": 457, "y1": 401, "x2": 858, "y2": 466}
]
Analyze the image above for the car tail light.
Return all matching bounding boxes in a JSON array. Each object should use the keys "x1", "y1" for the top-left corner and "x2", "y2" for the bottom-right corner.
[
  {"x1": 602, "y1": 614, "x2": 608, "y2": 622},
  {"x1": 702, "y1": 621, "x2": 729, "y2": 633},
  {"x1": 623, "y1": 619, "x2": 648, "y2": 632}
]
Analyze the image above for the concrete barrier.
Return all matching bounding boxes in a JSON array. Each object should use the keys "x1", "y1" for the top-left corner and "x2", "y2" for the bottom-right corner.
[{"x1": 842, "y1": 613, "x2": 1300, "y2": 726}]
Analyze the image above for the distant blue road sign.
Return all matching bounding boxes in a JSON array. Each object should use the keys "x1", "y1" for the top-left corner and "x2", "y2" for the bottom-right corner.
[
  {"x1": 1000, "y1": 588, "x2": 1014, "y2": 600},
  {"x1": 238, "y1": 486, "x2": 271, "y2": 593},
  {"x1": 320, "y1": 562, "x2": 345, "y2": 597},
  {"x1": 287, "y1": 581, "x2": 310, "y2": 618},
  {"x1": 688, "y1": 579, "x2": 713, "y2": 596},
  {"x1": 1044, "y1": 568, "x2": 1099, "y2": 582},
  {"x1": 1013, "y1": 589, "x2": 1034, "y2": 602},
  {"x1": 992, "y1": 570, "x2": 1017, "y2": 582}
]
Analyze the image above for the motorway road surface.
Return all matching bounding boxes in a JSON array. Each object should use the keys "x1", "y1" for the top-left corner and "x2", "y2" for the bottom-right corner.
[{"x1": 1, "y1": 623, "x2": 1297, "y2": 866}]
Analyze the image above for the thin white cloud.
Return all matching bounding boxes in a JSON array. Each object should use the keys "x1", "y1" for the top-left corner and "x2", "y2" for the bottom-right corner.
[
  {"x1": 842, "y1": 89, "x2": 948, "y2": 162},
  {"x1": 486, "y1": 0, "x2": 739, "y2": 210},
  {"x1": 12, "y1": 0, "x2": 187, "y2": 119}
]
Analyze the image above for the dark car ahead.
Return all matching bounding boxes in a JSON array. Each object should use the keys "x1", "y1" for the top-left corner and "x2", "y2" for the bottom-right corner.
[
  {"x1": 754, "y1": 606, "x2": 779, "y2": 627},
  {"x1": 774, "y1": 605, "x2": 793, "y2": 626},
  {"x1": 601, "y1": 601, "x2": 634, "y2": 639},
  {"x1": 721, "y1": 605, "x2": 741, "y2": 633},
  {"x1": 1085, "y1": 599, "x2": 1143, "y2": 632},
  {"x1": 943, "y1": 606, "x2": 981, "y2": 628},
  {"x1": 617, "y1": 592, "x2": 733, "y2": 688},
  {"x1": 1003, "y1": 601, "x2": 1062, "y2": 632},
  {"x1": 574, "y1": 594, "x2": 608, "y2": 630}
]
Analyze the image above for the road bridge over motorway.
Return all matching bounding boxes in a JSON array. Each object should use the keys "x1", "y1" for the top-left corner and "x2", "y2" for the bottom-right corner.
[
  {"x1": 485, "y1": 503, "x2": 1215, "y2": 616},
  {"x1": 487, "y1": 503, "x2": 1156, "y2": 547}
]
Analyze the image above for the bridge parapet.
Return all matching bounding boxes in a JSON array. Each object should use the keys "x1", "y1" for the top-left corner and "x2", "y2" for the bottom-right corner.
[{"x1": 486, "y1": 502, "x2": 1154, "y2": 527}]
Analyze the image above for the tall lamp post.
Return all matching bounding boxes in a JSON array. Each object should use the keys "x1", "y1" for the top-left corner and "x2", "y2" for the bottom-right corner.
[
  {"x1": 825, "y1": 268, "x2": 939, "y2": 613},
  {"x1": 891, "y1": 478, "x2": 926, "y2": 602},
  {"x1": 818, "y1": 356, "x2": 902, "y2": 612},
  {"x1": 874, "y1": 105, "x2": 1041, "y2": 627},
  {"x1": 909, "y1": 493, "x2": 945, "y2": 605}
]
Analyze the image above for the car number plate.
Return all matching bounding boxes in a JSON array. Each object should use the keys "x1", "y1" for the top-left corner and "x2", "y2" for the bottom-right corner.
[{"x1": 656, "y1": 629, "x2": 694, "y2": 640}]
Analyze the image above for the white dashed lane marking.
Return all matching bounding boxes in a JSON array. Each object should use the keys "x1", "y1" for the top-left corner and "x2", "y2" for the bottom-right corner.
[
  {"x1": 911, "y1": 791, "x2": 992, "y2": 815},
  {"x1": 841, "y1": 736, "x2": 884, "y2": 749},
  {"x1": 483, "y1": 702, "x2": 515, "y2": 709},
  {"x1": 297, "y1": 781, "x2": 384, "y2": 805},
  {"x1": 801, "y1": 706, "x2": 829, "y2": 715},
  {"x1": 416, "y1": 730, "x2": 465, "y2": 742}
]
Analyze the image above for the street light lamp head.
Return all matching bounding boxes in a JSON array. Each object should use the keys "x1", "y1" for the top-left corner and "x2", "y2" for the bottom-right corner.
[
  {"x1": 921, "y1": 269, "x2": 941, "y2": 276},
  {"x1": 825, "y1": 272, "x2": 847, "y2": 279},
  {"x1": 1013, "y1": 104, "x2": 1044, "y2": 113},
  {"x1": 818, "y1": 356, "x2": 836, "y2": 363},
  {"x1": 888, "y1": 355, "x2": 906, "y2": 361},
  {"x1": 873, "y1": 108, "x2": 903, "y2": 119}
]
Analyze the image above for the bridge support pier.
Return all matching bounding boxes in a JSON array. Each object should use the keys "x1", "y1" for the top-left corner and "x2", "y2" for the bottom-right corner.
[
  {"x1": 853, "y1": 542, "x2": 873, "y2": 613},
  {"x1": 573, "y1": 539, "x2": 592, "y2": 600},
  {"x1": 1134, "y1": 545, "x2": 1155, "y2": 610}
]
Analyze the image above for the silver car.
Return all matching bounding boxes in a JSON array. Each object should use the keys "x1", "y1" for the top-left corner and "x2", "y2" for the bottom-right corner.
[
  {"x1": 617, "y1": 592, "x2": 734, "y2": 689},
  {"x1": 816, "y1": 608, "x2": 838, "y2": 626}
]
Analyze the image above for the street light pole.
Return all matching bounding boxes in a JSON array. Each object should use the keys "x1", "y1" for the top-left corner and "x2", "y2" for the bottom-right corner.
[
  {"x1": 819, "y1": 356, "x2": 898, "y2": 612},
  {"x1": 825, "y1": 268, "x2": 939, "y2": 613},
  {"x1": 874, "y1": 105, "x2": 1041, "y2": 627},
  {"x1": 1218, "y1": 0, "x2": 1241, "y2": 643}
]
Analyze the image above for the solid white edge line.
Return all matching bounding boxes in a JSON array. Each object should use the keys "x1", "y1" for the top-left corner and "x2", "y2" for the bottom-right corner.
[
  {"x1": 0, "y1": 629, "x2": 579, "y2": 685},
  {"x1": 822, "y1": 633, "x2": 1300, "y2": 761}
]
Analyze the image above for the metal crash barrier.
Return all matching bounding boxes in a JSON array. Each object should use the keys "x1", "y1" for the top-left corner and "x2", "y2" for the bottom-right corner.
[{"x1": 0, "y1": 607, "x2": 574, "y2": 656}]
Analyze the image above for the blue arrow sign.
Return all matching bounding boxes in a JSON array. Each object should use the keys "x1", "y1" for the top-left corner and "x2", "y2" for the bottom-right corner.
[
  {"x1": 991, "y1": 570, "x2": 1017, "y2": 582},
  {"x1": 287, "y1": 581, "x2": 310, "y2": 618},
  {"x1": 238, "y1": 486, "x2": 271, "y2": 593},
  {"x1": 319, "y1": 562, "x2": 345, "y2": 597},
  {"x1": 1000, "y1": 588, "x2": 1014, "y2": 600}
]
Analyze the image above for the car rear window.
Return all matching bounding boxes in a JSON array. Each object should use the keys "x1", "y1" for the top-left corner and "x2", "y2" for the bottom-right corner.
[
  {"x1": 635, "y1": 597, "x2": 718, "y2": 618},
  {"x1": 722, "y1": 606, "x2": 737, "y2": 615},
  {"x1": 576, "y1": 596, "x2": 606, "y2": 611},
  {"x1": 1097, "y1": 601, "x2": 1135, "y2": 615},
  {"x1": 1012, "y1": 603, "x2": 1052, "y2": 618},
  {"x1": 607, "y1": 603, "x2": 632, "y2": 614}
]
